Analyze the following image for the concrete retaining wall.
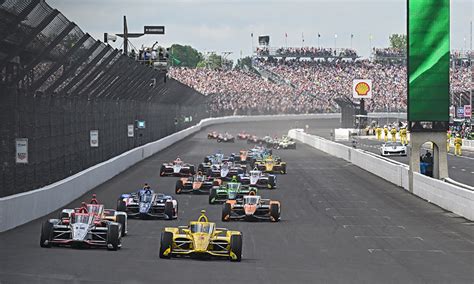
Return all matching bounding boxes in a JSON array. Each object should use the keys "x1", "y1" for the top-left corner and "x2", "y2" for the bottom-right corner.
[
  {"x1": 288, "y1": 129, "x2": 474, "y2": 221},
  {"x1": 0, "y1": 113, "x2": 340, "y2": 232}
]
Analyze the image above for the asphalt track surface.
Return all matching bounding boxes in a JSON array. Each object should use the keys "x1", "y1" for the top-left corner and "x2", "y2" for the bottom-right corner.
[{"x1": 1, "y1": 119, "x2": 474, "y2": 283}]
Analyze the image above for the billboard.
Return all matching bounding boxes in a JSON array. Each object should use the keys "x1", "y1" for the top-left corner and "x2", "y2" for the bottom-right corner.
[
  {"x1": 408, "y1": 0, "x2": 450, "y2": 125},
  {"x1": 352, "y1": 79, "x2": 372, "y2": 99}
]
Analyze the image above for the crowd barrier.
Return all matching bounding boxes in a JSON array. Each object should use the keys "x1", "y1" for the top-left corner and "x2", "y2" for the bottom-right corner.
[
  {"x1": 0, "y1": 113, "x2": 339, "y2": 232},
  {"x1": 288, "y1": 129, "x2": 474, "y2": 221}
]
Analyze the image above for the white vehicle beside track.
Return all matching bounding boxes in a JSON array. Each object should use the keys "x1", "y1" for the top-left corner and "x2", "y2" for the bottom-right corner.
[{"x1": 380, "y1": 142, "x2": 407, "y2": 156}]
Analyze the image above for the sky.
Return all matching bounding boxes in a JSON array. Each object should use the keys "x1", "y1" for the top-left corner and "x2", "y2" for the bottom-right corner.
[{"x1": 48, "y1": 0, "x2": 473, "y2": 61}]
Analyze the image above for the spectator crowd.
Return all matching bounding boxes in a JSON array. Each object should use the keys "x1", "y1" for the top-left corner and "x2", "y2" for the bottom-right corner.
[
  {"x1": 255, "y1": 47, "x2": 358, "y2": 59},
  {"x1": 169, "y1": 58, "x2": 471, "y2": 116}
]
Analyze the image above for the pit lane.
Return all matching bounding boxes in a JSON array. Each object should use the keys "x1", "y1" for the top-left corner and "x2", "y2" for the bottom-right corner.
[{"x1": 1, "y1": 119, "x2": 473, "y2": 283}]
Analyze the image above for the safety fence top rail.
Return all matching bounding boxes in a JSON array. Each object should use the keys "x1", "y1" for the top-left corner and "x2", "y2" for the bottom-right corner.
[{"x1": 0, "y1": 0, "x2": 169, "y2": 103}]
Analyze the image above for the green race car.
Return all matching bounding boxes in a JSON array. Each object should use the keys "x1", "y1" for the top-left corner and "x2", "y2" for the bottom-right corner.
[{"x1": 209, "y1": 182, "x2": 257, "y2": 204}]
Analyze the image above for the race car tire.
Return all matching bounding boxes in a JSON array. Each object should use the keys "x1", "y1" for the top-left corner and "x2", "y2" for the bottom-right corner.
[
  {"x1": 229, "y1": 235, "x2": 242, "y2": 262},
  {"x1": 270, "y1": 203, "x2": 280, "y2": 222},
  {"x1": 222, "y1": 203, "x2": 231, "y2": 222},
  {"x1": 106, "y1": 224, "x2": 120, "y2": 251},
  {"x1": 159, "y1": 231, "x2": 173, "y2": 259},
  {"x1": 198, "y1": 164, "x2": 204, "y2": 173},
  {"x1": 204, "y1": 156, "x2": 210, "y2": 163},
  {"x1": 209, "y1": 187, "x2": 218, "y2": 204},
  {"x1": 164, "y1": 201, "x2": 174, "y2": 219},
  {"x1": 268, "y1": 176, "x2": 276, "y2": 189},
  {"x1": 217, "y1": 139, "x2": 222, "y2": 143},
  {"x1": 159, "y1": 165, "x2": 166, "y2": 176},
  {"x1": 189, "y1": 166, "x2": 195, "y2": 175},
  {"x1": 280, "y1": 164, "x2": 287, "y2": 174},
  {"x1": 116, "y1": 214, "x2": 127, "y2": 236},
  {"x1": 175, "y1": 180, "x2": 184, "y2": 194},
  {"x1": 117, "y1": 200, "x2": 127, "y2": 212},
  {"x1": 40, "y1": 221, "x2": 53, "y2": 248}
]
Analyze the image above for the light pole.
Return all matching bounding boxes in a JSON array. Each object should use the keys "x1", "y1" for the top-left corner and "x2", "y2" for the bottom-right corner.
[{"x1": 334, "y1": 34, "x2": 338, "y2": 50}]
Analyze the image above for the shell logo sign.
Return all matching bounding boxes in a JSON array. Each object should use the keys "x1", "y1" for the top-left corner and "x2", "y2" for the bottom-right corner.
[{"x1": 352, "y1": 79, "x2": 372, "y2": 99}]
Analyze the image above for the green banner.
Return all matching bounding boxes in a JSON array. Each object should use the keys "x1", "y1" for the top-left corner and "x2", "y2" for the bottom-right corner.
[{"x1": 408, "y1": 0, "x2": 450, "y2": 122}]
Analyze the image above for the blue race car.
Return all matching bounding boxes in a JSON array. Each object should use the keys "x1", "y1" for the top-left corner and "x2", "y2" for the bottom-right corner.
[{"x1": 117, "y1": 189, "x2": 178, "y2": 220}]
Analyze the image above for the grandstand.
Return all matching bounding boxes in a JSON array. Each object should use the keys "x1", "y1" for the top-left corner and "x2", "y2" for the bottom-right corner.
[{"x1": 170, "y1": 47, "x2": 472, "y2": 117}]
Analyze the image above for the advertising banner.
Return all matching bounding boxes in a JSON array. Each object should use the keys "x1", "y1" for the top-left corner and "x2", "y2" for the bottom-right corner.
[
  {"x1": 464, "y1": 105, "x2": 471, "y2": 118},
  {"x1": 90, "y1": 130, "x2": 99, "y2": 147},
  {"x1": 127, "y1": 124, "x2": 134, "y2": 137},
  {"x1": 352, "y1": 79, "x2": 372, "y2": 99},
  {"x1": 15, "y1": 138, "x2": 28, "y2": 164},
  {"x1": 408, "y1": 0, "x2": 450, "y2": 123}
]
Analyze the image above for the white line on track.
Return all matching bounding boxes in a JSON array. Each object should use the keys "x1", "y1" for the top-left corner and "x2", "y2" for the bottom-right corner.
[
  {"x1": 367, "y1": 249, "x2": 445, "y2": 254},
  {"x1": 325, "y1": 207, "x2": 379, "y2": 211},
  {"x1": 342, "y1": 225, "x2": 406, "y2": 229},
  {"x1": 355, "y1": 236, "x2": 424, "y2": 241},
  {"x1": 333, "y1": 215, "x2": 391, "y2": 219}
]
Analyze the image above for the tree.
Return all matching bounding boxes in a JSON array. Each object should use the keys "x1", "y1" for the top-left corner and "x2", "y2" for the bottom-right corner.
[
  {"x1": 196, "y1": 53, "x2": 223, "y2": 69},
  {"x1": 236, "y1": 56, "x2": 252, "y2": 70},
  {"x1": 207, "y1": 53, "x2": 222, "y2": 69},
  {"x1": 389, "y1": 34, "x2": 407, "y2": 51},
  {"x1": 170, "y1": 44, "x2": 203, "y2": 67}
]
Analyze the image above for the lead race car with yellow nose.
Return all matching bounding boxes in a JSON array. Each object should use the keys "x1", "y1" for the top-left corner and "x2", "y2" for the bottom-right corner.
[
  {"x1": 254, "y1": 155, "x2": 287, "y2": 174},
  {"x1": 159, "y1": 210, "x2": 242, "y2": 262}
]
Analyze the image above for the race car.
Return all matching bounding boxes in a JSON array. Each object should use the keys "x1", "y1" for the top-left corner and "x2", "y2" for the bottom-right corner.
[
  {"x1": 85, "y1": 194, "x2": 128, "y2": 236},
  {"x1": 209, "y1": 181, "x2": 257, "y2": 204},
  {"x1": 159, "y1": 210, "x2": 242, "y2": 261},
  {"x1": 175, "y1": 174, "x2": 220, "y2": 194},
  {"x1": 237, "y1": 131, "x2": 251, "y2": 140},
  {"x1": 222, "y1": 194, "x2": 281, "y2": 222},
  {"x1": 40, "y1": 205, "x2": 125, "y2": 250},
  {"x1": 117, "y1": 189, "x2": 178, "y2": 219},
  {"x1": 247, "y1": 135, "x2": 262, "y2": 144},
  {"x1": 86, "y1": 202, "x2": 128, "y2": 236},
  {"x1": 238, "y1": 169, "x2": 276, "y2": 189},
  {"x1": 247, "y1": 146, "x2": 273, "y2": 165},
  {"x1": 203, "y1": 152, "x2": 232, "y2": 164},
  {"x1": 207, "y1": 131, "x2": 219, "y2": 139},
  {"x1": 160, "y1": 158, "x2": 195, "y2": 176},
  {"x1": 261, "y1": 136, "x2": 277, "y2": 148},
  {"x1": 217, "y1": 133, "x2": 235, "y2": 143},
  {"x1": 275, "y1": 136, "x2": 296, "y2": 149},
  {"x1": 206, "y1": 162, "x2": 245, "y2": 179},
  {"x1": 380, "y1": 142, "x2": 407, "y2": 156},
  {"x1": 233, "y1": 150, "x2": 250, "y2": 165},
  {"x1": 254, "y1": 156, "x2": 287, "y2": 174}
]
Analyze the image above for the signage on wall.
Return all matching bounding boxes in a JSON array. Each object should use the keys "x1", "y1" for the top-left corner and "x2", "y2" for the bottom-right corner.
[
  {"x1": 15, "y1": 138, "x2": 28, "y2": 164},
  {"x1": 90, "y1": 130, "x2": 99, "y2": 147}
]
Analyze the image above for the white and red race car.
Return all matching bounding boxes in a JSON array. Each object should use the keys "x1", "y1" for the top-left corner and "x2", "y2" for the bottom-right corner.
[{"x1": 160, "y1": 158, "x2": 195, "y2": 176}]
